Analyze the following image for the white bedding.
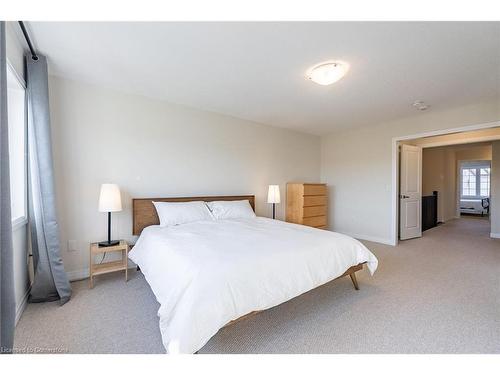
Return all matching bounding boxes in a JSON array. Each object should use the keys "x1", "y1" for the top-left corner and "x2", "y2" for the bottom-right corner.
[{"x1": 128, "y1": 217, "x2": 378, "y2": 354}]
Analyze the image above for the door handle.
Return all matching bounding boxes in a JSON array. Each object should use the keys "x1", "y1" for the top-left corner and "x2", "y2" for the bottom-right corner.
[{"x1": 400, "y1": 195, "x2": 410, "y2": 199}]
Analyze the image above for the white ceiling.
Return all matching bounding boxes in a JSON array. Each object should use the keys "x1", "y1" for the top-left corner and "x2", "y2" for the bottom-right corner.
[{"x1": 26, "y1": 22, "x2": 500, "y2": 135}]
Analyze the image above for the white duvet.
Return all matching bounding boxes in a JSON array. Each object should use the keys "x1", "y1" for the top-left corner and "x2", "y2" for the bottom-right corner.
[{"x1": 128, "y1": 217, "x2": 378, "y2": 354}]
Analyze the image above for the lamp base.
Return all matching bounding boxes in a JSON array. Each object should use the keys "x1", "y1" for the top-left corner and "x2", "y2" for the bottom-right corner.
[{"x1": 98, "y1": 240, "x2": 120, "y2": 248}]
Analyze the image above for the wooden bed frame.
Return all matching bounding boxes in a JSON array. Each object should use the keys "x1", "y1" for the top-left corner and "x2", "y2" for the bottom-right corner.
[
  {"x1": 132, "y1": 195, "x2": 365, "y2": 327},
  {"x1": 132, "y1": 195, "x2": 255, "y2": 235},
  {"x1": 224, "y1": 262, "x2": 365, "y2": 328}
]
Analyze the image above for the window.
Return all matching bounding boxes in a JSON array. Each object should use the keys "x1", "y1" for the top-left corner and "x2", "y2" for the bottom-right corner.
[
  {"x1": 460, "y1": 161, "x2": 491, "y2": 199},
  {"x1": 7, "y1": 63, "x2": 27, "y2": 227},
  {"x1": 480, "y1": 168, "x2": 490, "y2": 197}
]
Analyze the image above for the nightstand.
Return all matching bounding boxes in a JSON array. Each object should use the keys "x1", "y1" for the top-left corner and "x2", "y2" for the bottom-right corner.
[{"x1": 89, "y1": 240, "x2": 129, "y2": 288}]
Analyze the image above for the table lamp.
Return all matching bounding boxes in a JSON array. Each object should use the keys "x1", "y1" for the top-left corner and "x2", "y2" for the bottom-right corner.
[
  {"x1": 98, "y1": 183, "x2": 122, "y2": 247},
  {"x1": 267, "y1": 185, "x2": 281, "y2": 220}
]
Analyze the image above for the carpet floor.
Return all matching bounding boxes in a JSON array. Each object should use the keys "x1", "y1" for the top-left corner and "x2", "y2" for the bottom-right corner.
[{"x1": 14, "y1": 217, "x2": 500, "y2": 354}]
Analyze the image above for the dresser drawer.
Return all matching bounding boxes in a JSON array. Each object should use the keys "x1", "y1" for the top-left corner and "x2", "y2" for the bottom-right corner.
[
  {"x1": 286, "y1": 182, "x2": 329, "y2": 227},
  {"x1": 303, "y1": 195, "x2": 327, "y2": 207},
  {"x1": 303, "y1": 205, "x2": 327, "y2": 218},
  {"x1": 303, "y1": 215, "x2": 327, "y2": 227},
  {"x1": 303, "y1": 184, "x2": 327, "y2": 196}
]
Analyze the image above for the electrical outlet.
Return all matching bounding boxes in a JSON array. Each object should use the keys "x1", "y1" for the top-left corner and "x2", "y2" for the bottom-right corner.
[{"x1": 68, "y1": 240, "x2": 77, "y2": 252}]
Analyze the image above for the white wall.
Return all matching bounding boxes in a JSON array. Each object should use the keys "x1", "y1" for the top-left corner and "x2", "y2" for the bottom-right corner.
[
  {"x1": 321, "y1": 100, "x2": 500, "y2": 244},
  {"x1": 6, "y1": 22, "x2": 30, "y2": 323},
  {"x1": 49, "y1": 76, "x2": 321, "y2": 278}
]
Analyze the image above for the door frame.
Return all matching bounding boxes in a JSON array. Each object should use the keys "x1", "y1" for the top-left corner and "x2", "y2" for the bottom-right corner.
[{"x1": 391, "y1": 120, "x2": 500, "y2": 246}]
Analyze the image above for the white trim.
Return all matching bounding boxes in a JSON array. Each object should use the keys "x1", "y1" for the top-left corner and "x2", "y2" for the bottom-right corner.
[
  {"x1": 7, "y1": 62, "x2": 29, "y2": 228},
  {"x1": 67, "y1": 268, "x2": 90, "y2": 282},
  {"x1": 339, "y1": 231, "x2": 394, "y2": 246},
  {"x1": 391, "y1": 136, "x2": 400, "y2": 247},
  {"x1": 460, "y1": 160, "x2": 491, "y2": 169},
  {"x1": 394, "y1": 121, "x2": 500, "y2": 142},
  {"x1": 15, "y1": 287, "x2": 30, "y2": 326},
  {"x1": 12, "y1": 217, "x2": 28, "y2": 231},
  {"x1": 419, "y1": 134, "x2": 500, "y2": 149},
  {"x1": 6, "y1": 58, "x2": 26, "y2": 88},
  {"x1": 490, "y1": 233, "x2": 500, "y2": 239},
  {"x1": 391, "y1": 120, "x2": 500, "y2": 246}
]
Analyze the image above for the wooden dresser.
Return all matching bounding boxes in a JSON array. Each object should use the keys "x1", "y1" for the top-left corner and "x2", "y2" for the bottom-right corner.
[{"x1": 286, "y1": 183, "x2": 328, "y2": 229}]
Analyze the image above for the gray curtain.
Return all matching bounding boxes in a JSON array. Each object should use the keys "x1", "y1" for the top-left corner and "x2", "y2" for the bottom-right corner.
[
  {"x1": 26, "y1": 54, "x2": 71, "y2": 304},
  {"x1": 0, "y1": 21, "x2": 16, "y2": 354}
]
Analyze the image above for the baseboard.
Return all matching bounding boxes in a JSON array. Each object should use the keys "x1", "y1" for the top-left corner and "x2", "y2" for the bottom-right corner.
[
  {"x1": 67, "y1": 268, "x2": 90, "y2": 281},
  {"x1": 15, "y1": 287, "x2": 31, "y2": 326},
  {"x1": 490, "y1": 232, "x2": 500, "y2": 239},
  {"x1": 338, "y1": 231, "x2": 394, "y2": 246}
]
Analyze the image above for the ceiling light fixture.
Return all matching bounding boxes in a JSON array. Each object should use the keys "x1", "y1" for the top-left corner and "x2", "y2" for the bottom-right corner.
[
  {"x1": 306, "y1": 61, "x2": 349, "y2": 86},
  {"x1": 412, "y1": 101, "x2": 430, "y2": 111}
]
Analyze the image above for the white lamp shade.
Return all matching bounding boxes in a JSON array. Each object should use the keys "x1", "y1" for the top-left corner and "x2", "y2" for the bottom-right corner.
[
  {"x1": 267, "y1": 185, "x2": 281, "y2": 204},
  {"x1": 98, "y1": 184, "x2": 122, "y2": 212}
]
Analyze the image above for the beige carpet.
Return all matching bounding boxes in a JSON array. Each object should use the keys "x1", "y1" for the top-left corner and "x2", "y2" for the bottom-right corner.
[{"x1": 14, "y1": 217, "x2": 500, "y2": 353}]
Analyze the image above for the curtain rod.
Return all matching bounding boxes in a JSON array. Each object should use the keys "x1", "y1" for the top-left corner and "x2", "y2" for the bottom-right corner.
[{"x1": 18, "y1": 21, "x2": 39, "y2": 61}]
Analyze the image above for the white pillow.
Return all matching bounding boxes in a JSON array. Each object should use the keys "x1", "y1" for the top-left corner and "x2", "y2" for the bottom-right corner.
[
  {"x1": 206, "y1": 200, "x2": 256, "y2": 220},
  {"x1": 153, "y1": 201, "x2": 214, "y2": 227}
]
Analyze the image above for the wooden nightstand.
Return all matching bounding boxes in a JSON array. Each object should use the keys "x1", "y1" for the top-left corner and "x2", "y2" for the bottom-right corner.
[{"x1": 89, "y1": 240, "x2": 129, "y2": 288}]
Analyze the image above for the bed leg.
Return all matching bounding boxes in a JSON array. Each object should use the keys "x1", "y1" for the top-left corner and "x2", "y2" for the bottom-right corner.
[{"x1": 349, "y1": 272, "x2": 359, "y2": 290}]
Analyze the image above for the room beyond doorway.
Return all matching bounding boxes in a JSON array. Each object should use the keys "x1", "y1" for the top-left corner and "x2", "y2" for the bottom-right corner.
[
  {"x1": 395, "y1": 124, "x2": 500, "y2": 243},
  {"x1": 422, "y1": 142, "x2": 491, "y2": 227}
]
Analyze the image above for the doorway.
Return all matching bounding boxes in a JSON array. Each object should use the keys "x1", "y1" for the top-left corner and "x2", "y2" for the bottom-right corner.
[{"x1": 393, "y1": 123, "x2": 500, "y2": 243}]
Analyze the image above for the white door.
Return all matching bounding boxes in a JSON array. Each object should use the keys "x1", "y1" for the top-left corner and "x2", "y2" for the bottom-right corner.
[{"x1": 399, "y1": 144, "x2": 422, "y2": 240}]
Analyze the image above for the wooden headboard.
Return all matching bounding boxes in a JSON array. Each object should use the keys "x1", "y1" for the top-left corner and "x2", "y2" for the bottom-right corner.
[{"x1": 132, "y1": 195, "x2": 255, "y2": 235}]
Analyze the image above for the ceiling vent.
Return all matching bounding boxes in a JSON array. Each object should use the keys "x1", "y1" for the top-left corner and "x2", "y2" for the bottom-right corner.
[{"x1": 412, "y1": 101, "x2": 430, "y2": 111}]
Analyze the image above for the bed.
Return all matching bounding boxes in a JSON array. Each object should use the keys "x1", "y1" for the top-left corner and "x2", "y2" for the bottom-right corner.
[{"x1": 128, "y1": 195, "x2": 378, "y2": 354}]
